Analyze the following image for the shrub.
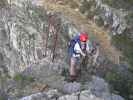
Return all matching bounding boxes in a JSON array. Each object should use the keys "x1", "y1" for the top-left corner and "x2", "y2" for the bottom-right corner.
[
  {"x1": 80, "y1": 2, "x2": 91, "y2": 14},
  {"x1": 105, "y1": 69, "x2": 133, "y2": 100},
  {"x1": 24, "y1": 75, "x2": 35, "y2": 82},
  {"x1": 95, "y1": 16, "x2": 104, "y2": 26},
  {"x1": 14, "y1": 74, "x2": 35, "y2": 83},
  {"x1": 126, "y1": 12, "x2": 133, "y2": 26},
  {"x1": 112, "y1": 34, "x2": 133, "y2": 72},
  {"x1": 80, "y1": 0, "x2": 96, "y2": 14},
  {"x1": 0, "y1": 96, "x2": 6, "y2": 100},
  {"x1": 14, "y1": 74, "x2": 23, "y2": 81},
  {"x1": 103, "y1": 0, "x2": 133, "y2": 9},
  {"x1": 126, "y1": 0, "x2": 133, "y2": 5},
  {"x1": 103, "y1": 0, "x2": 113, "y2": 6}
]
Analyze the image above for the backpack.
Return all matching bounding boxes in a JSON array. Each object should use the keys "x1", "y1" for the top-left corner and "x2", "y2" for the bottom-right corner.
[{"x1": 68, "y1": 35, "x2": 80, "y2": 57}]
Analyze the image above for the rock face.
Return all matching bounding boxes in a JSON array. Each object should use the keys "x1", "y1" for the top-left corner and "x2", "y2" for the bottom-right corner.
[
  {"x1": 0, "y1": 5, "x2": 47, "y2": 76},
  {"x1": 19, "y1": 77, "x2": 125, "y2": 100},
  {"x1": 0, "y1": 0, "x2": 75, "y2": 77},
  {"x1": 8, "y1": 0, "x2": 44, "y2": 7},
  {"x1": 63, "y1": 82, "x2": 81, "y2": 94},
  {"x1": 79, "y1": 0, "x2": 132, "y2": 35}
]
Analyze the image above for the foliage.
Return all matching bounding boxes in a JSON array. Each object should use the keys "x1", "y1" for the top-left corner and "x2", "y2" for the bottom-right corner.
[
  {"x1": 105, "y1": 69, "x2": 133, "y2": 100},
  {"x1": 14, "y1": 74, "x2": 35, "y2": 83},
  {"x1": 112, "y1": 34, "x2": 133, "y2": 72},
  {"x1": 14, "y1": 74, "x2": 23, "y2": 81},
  {"x1": 103, "y1": 0, "x2": 113, "y2": 6},
  {"x1": 95, "y1": 16, "x2": 104, "y2": 26},
  {"x1": 80, "y1": 0, "x2": 96, "y2": 14},
  {"x1": 103, "y1": 0, "x2": 133, "y2": 9},
  {"x1": 80, "y1": 1, "x2": 90, "y2": 14},
  {"x1": 0, "y1": 96, "x2": 6, "y2": 100},
  {"x1": 126, "y1": 0, "x2": 133, "y2": 5},
  {"x1": 126, "y1": 12, "x2": 133, "y2": 26},
  {"x1": 106, "y1": 33, "x2": 133, "y2": 100}
]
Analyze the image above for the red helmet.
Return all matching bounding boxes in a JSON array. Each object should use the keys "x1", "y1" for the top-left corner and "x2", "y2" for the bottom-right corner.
[{"x1": 80, "y1": 33, "x2": 88, "y2": 42}]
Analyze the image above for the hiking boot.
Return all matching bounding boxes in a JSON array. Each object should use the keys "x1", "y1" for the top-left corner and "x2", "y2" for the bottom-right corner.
[
  {"x1": 70, "y1": 75, "x2": 77, "y2": 82},
  {"x1": 65, "y1": 75, "x2": 77, "y2": 82}
]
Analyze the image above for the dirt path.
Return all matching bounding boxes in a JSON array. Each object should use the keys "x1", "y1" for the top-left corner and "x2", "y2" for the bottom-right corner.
[{"x1": 41, "y1": 0, "x2": 122, "y2": 64}]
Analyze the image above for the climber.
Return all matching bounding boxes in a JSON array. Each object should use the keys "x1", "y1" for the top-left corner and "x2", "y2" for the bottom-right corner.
[{"x1": 68, "y1": 32, "x2": 91, "y2": 82}]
